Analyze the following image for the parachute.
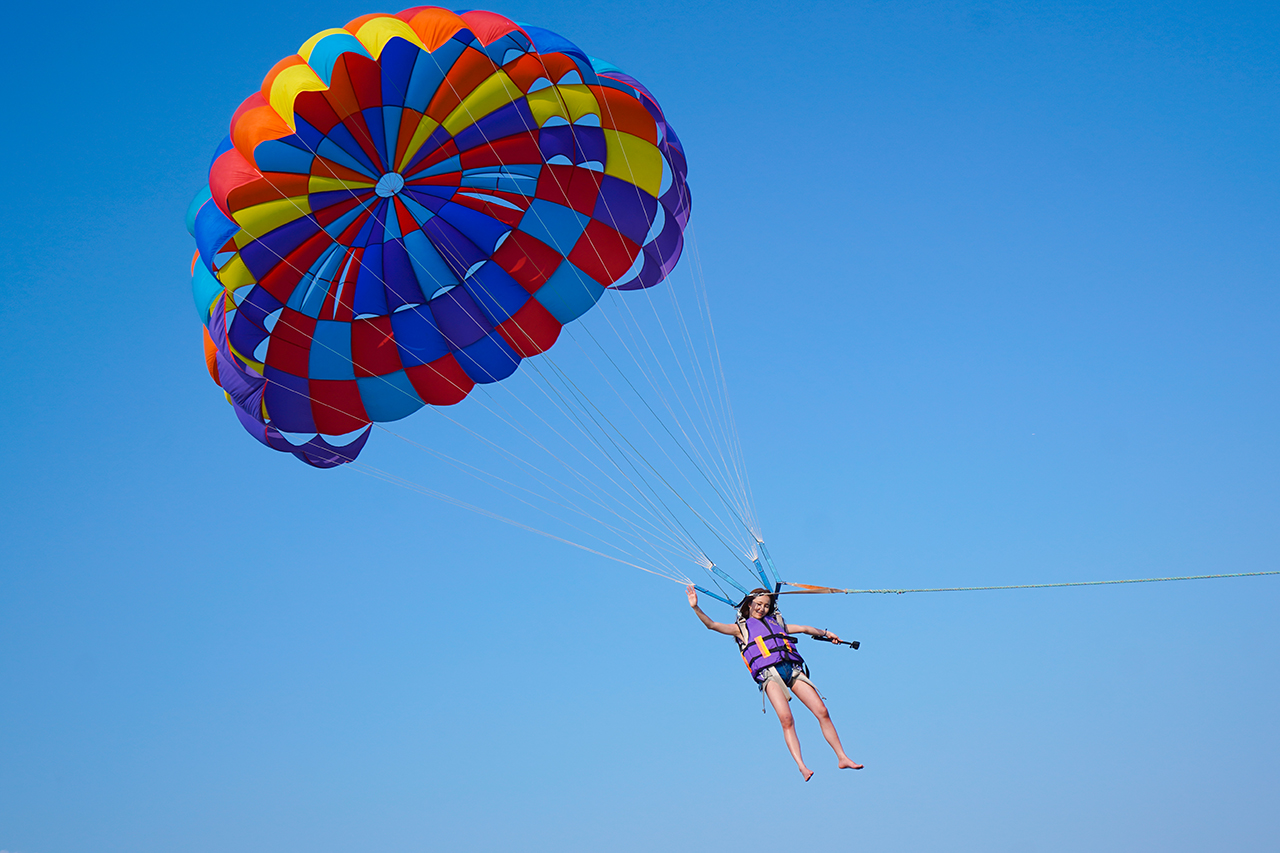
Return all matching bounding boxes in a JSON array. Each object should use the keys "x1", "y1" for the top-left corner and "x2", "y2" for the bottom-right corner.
[
  {"x1": 185, "y1": 8, "x2": 690, "y2": 468},
  {"x1": 185, "y1": 8, "x2": 783, "y2": 602}
]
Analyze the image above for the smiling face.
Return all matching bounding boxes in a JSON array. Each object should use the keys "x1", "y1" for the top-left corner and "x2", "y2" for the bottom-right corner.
[{"x1": 748, "y1": 594, "x2": 774, "y2": 620}]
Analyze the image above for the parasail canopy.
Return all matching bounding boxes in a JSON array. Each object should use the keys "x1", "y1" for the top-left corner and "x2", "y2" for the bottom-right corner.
[{"x1": 186, "y1": 7, "x2": 691, "y2": 467}]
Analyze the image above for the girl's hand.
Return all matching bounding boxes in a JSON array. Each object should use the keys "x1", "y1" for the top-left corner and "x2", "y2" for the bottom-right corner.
[
  {"x1": 685, "y1": 584, "x2": 698, "y2": 607},
  {"x1": 822, "y1": 629, "x2": 841, "y2": 643}
]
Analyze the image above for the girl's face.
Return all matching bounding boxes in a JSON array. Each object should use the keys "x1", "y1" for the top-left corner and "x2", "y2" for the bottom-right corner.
[{"x1": 748, "y1": 595, "x2": 772, "y2": 619}]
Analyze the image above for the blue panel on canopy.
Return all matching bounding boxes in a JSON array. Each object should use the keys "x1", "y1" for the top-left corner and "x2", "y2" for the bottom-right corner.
[
  {"x1": 254, "y1": 139, "x2": 315, "y2": 175},
  {"x1": 389, "y1": 305, "x2": 450, "y2": 365},
  {"x1": 534, "y1": 261, "x2": 603, "y2": 324},
  {"x1": 309, "y1": 320, "x2": 356, "y2": 380},
  {"x1": 456, "y1": 332, "x2": 521, "y2": 384},
  {"x1": 518, "y1": 199, "x2": 590, "y2": 253},
  {"x1": 358, "y1": 369, "x2": 425, "y2": 421},
  {"x1": 193, "y1": 200, "x2": 240, "y2": 274},
  {"x1": 464, "y1": 261, "x2": 529, "y2": 325},
  {"x1": 306, "y1": 34, "x2": 372, "y2": 87},
  {"x1": 379, "y1": 36, "x2": 420, "y2": 107},
  {"x1": 519, "y1": 25, "x2": 591, "y2": 67}
]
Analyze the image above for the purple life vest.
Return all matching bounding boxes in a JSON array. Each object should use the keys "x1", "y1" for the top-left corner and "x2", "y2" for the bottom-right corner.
[{"x1": 738, "y1": 614, "x2": 804, "y2": 680}]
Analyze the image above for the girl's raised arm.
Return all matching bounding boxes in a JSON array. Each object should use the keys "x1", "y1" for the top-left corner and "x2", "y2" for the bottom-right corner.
[{"x1": 686, "y1": 585, "x2": 742, "y2": 637}]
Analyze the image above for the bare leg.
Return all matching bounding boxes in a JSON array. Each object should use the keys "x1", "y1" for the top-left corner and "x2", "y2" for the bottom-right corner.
[
  {"x1": 792, "y1": 681, "x2": 863, "y2": 770},
  {"x1": 764, "y1": 681, "x2": 813, "y2": 781}
]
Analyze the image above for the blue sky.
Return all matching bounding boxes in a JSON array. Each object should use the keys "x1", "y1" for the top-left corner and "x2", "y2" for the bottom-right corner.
[{"x1": 2, "y1": 1, "x2": 1277, "y2": 851}]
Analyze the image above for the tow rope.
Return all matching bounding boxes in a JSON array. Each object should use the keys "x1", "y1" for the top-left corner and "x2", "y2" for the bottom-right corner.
[{"x1": 779, "y1": 570, "x2": 1280, "y2": 596}]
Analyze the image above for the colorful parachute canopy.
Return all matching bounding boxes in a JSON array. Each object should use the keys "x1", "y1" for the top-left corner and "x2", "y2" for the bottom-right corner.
[{"x1": 186, "y1": 7, "x2": 691, "y2": 468}]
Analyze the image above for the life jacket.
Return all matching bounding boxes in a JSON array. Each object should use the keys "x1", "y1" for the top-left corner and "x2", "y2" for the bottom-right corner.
[{"x1": 737, "y1": 614, "x2": 804, "y2": 680}]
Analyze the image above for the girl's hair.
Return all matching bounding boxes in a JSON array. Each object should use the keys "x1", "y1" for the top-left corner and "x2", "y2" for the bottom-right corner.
[{"x1": 738, "y1": 588, "x2": 776, "y2": 620}]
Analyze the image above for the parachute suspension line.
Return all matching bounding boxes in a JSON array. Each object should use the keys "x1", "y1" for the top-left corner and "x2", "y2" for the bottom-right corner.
[
  {"x1": 538, "y1": 331, "x2": 753, "y2": 557},
  {"x1": 589, "y1": 81, "x2": 759, "y2": 541},
  {"x1": 517, "y1": 354, "x2": 750, "y2": 574},
  {"x1": 440, "y1": 353, "x2": 710, "y2": 566},
  {"x1": 528, "y1": 349, "x2": 760, "y2": 576},
  {"x1": 670, "y1": 230, "x2": 758, "y2": 541},
  {"x1": 359, "y1": 446, "x2": 687, "y2": 578},
  {"x1": 686, "y1": 230, "x2": 760, "y2": 538},
  {"x1": 573, "y1": 116, "x2": 755, "y2": 546},
  {"x1": 604, "y1": 285, "x2": 752, "y2": 548},
  {"x1": 370, "y1": 423, "x2": 704, "y2": 570},
  {"x1": 653, "y1": 263, "x2": 756, "y2": 537},
  {"x1": 575, "y1": 298, "x2": 756, "y2": 554},
  {"x1": 474, "y1": 371, "x2": 714, "y2": 568},
  {"x1": 552, "y1": 308, "x2": 758, "y2": 557},
  {"x1": 344, "y1": 458, "x2": 692, "y2": 583},
  {"x1": 212, "y1": 345, "x2": 690, "y2": 580},
  {"x1": 779, "y1": 571, "x2": 1280, "y2": 595},
  {"x1": 594, "y1": 237, "x2": 756, "y2": 542},
  {"x1": 450, "y1": 323, "x2": 724, "y2": 569},
  {"x1": 694, "y1": 585, "x2": 737, "y2": 607},
  {"x1": 700, "y1": 571, "x2": 738, "y2": 604},
  {"x1": 758, "y1": 542, "x2": 781, "y2": 586}
]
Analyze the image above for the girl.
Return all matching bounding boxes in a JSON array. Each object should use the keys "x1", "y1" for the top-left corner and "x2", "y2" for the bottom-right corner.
[{"x1": 687, "y1": 585, "x2": 863, "y2": 780}]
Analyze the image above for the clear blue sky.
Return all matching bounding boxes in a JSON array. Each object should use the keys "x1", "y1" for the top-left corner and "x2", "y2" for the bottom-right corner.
[{"x1": 2, "y1": 1, "x2": 1277, "y2": 850}]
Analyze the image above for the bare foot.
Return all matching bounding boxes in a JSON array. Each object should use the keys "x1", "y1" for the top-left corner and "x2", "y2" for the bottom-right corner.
[
  {"x1": 837, "y1": 757, "x2": 864, "y2": 770},
  {"x1": 800, "y1": 766, "x2": 814, "y2": 782}
]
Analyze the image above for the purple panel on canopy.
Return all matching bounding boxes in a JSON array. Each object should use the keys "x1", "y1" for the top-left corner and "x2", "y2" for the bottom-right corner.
[
  {"x1": 616, "y1": 245, "x2": 666, "y2": 291},
  {"x1": 430, "y1": 286, "x2": 491, "y2": 349},
  {"x1": 593, "y1": 175, "x2": 656, "y2": 244},
  {"x1": 402, "y1": 186, "x2": 452, "y2": 212},
  {"x1": 292, "y1": 428, "x2": 372, "y2": 467},
  {"x1": 663, "y1": 189, "x2": 691, "y2": 231},
  {"x1": 648, "y1": 215, "x2": 685, "y2": 276},
  {"x1": 206, "y1": 296, "x2": 228, "y2": 338},
  {"x1": 378, "y1": 36, "x2": 419, "y2": 108},
  {"x1": 236, "y1": 286, "x2": 284, "y2": 330},
  {"x1": 310, "y1": 188, "x2": 374, "y2": 213},
  {"x1": 382, "y1": 240, "x2": 428, "y2": 310},
  {"x1": 352, "y1": 256, "x2": 390, "y2": 317},
  {"x1": 661, "y1": 132, "x2": 688, "y2": 178},
  {"x1": 661, "y1": 174, "x2": 691, "y2": 225},
  {"x1": 239, "y1": 215, "x2": 322, "y2": 279},
  {"x1": 227, "y1": 312, "x2": 268, "y2": 358},
  {"x1": 231, "y1": 402, "x2": 370, "y2": 468},
  {"x1": 464, "y1": 261, "x2": 529, "y2": 324},
  {"x1": 232, "y1": 400, "x2": 272, "y2": 445},
  {"x1": 422, "y1": 215, "x2": 487, "y2": 279},
  {"x1": 538, "y1": 126, "x2": 576, "y2": 162},
  {"x1": 262, "y1": 367, "x2": 315, "y2": 433},
  {"x1": 359, "y1": 107, "x2": 391, "y2": 172},
  {"x1": 216, "y1": 349, "x2": 265, "y2": 412},
  {"x1": 437, "y1": 201, "x2": 510, "y2": 253},
  {"x1": 571, "y1": 126, "x2": 606, "y2": 164},
  {"x1": 454, "y1": 100, "x2": 536, "y2": 152},
  {"x1": 599, "y1": 70, "x2": 649, "y2": 102}
]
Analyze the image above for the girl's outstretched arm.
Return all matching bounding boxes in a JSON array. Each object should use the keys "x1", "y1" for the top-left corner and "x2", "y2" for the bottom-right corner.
[
  {"x1": 686, "y1": 585, "x2": 741, "y2": 637},
  {"x1": 784, "y1": 622, "x2": 843, "y2": 644}
]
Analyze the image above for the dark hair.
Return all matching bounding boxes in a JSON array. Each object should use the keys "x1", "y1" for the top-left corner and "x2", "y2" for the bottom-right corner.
[{"x1": 737, "y1": 588, "x2": 776, "y2": 620}]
